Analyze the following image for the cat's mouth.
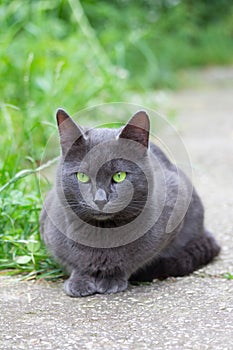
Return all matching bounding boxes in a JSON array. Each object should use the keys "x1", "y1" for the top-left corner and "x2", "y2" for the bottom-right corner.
[{"x1": 92, "y1": 212, "x2": 114, "y2": 221}]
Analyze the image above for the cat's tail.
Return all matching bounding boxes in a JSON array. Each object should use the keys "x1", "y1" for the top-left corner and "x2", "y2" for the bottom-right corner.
[{"x1": 129, "y1": 231, "x2": 221, "y2": 282}]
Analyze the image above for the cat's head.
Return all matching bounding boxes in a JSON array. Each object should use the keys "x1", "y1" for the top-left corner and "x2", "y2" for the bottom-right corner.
[{"x1": 56, "y1": 109, "x2": 153, "y2": 227}]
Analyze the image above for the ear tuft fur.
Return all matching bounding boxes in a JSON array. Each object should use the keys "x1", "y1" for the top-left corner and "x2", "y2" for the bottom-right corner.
[
  {"x1": 56, "y1": 108, "x2": 70, "y2": 126},
  {"x1": 119, "y1": 110, "x2": 150, "y2": 148},
  {"x1": 56, "y1": 109, "x2": 84, "y2": 155}
]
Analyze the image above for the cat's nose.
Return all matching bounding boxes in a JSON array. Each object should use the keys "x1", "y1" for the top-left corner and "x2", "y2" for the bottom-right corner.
[{"x1": 94, "y1": 188, "x2": 107, "y2": 210}]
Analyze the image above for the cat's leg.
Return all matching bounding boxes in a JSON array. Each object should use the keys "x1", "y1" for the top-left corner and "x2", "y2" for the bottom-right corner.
[
  {"x1": 95, "y1": 271, "x2": 128, "y2": 294},
  {"x1": 130, "y1": 230, "x2": 220, "y2": 282},
  {"x1": 64, "y1": 270, "x2": 128, "y2": 296},
  {"x1": 64, "y1": 270, "x2": 97, "y2": 297}
]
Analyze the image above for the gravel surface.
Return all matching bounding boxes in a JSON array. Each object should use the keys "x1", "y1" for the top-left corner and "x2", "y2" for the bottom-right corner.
[
  {"x1": 1, "y1": 70, "x2": 233, "y2": 350},
  {"x1": 1, "y1": 276, "x2": 232, "y2": 350}
]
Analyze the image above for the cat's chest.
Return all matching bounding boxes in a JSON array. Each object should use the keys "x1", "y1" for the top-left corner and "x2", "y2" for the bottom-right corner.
[{"x1": 77, "y1": 246, "x2": 125, "y2": 274}]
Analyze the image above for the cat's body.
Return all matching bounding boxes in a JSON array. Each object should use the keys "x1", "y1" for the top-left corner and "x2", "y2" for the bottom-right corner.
[{"x1": 40, "y1": 109, "x2": 220, "y2": 296}]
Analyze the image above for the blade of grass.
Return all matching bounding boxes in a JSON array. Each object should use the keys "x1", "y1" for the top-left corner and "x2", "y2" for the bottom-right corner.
[{"x1": 0, "y1": 157, "x2": 59, "y2": 193}]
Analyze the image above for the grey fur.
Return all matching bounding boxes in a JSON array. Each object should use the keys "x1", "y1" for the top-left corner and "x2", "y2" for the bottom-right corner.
[{"x1": 40, "y1": 110, "x2": 220, "y2": 297}]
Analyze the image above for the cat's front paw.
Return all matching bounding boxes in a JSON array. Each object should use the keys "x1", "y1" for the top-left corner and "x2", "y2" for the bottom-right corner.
[
  {"x1": 96, "y1": 277, "x2": 128, "y2": 295},
  {"x1": 64, "y1": 276, "x2": 96, "y2": 297}
]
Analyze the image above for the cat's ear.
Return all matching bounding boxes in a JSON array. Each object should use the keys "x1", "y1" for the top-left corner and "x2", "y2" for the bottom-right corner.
[
  {"x1": 56, "y1": 108, "x2": 84, "y2": 154},
  {"x1": 119, "y1": 110, "x2": 150, "y2": 148}
]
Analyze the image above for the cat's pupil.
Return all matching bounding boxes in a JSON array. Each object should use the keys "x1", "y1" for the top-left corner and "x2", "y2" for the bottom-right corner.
[
  {"x1": 112, "y1": 171, "x2": 126, "y2": 183},
  {"x1": 77, "y1": 172, "x2": 90, "y2": 183}
]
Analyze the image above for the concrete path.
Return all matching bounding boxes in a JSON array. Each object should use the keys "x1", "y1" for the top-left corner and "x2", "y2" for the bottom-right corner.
[{"x1": 1, "y1": 68, "x2": 233, "y2": 350}]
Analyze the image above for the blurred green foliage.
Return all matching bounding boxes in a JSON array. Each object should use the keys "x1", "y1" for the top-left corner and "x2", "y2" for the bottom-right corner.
[
  {"x1": 81, "y1": 0, "x2": 233, "y2": 89},
  {"x1": 0, "y1": 0, "x2": 232, "y2": 278}
]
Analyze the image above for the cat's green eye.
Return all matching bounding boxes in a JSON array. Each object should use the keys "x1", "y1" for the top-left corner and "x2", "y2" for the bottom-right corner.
[
  {"x1": 112, "y1": 171, "x2": 127, "y2": 183},
  {"x1": 77, "y1": 172, "x2": 90, "y2": 183}
]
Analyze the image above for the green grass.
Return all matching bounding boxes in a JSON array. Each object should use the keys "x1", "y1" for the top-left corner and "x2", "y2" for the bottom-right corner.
[
  {"x1": 1, "y1": 0, "x2": 232, "y2": 279},
  {"x1": 223, "y1": 272, "x2": 233, "y2": 280},
  {"x1": 0, "y1": 0, "x2": 127, "y2": 279}
]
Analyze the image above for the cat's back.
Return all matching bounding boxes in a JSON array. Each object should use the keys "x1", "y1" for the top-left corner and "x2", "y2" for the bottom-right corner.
[{"x1": 149, "y1": 141, "x2": 176, "y2": 172}]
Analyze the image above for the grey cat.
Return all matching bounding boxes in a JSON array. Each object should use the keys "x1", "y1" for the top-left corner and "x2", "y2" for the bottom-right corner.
[{"x1": 40, "y1": 109, "x2": 220, "y2": 297}]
